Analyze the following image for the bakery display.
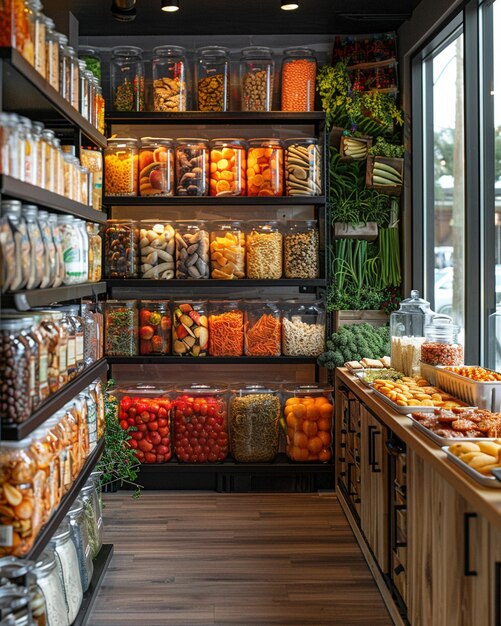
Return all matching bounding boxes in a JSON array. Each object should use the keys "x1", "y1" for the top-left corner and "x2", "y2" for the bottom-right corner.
[{"x1": 411, "y1": 407, "x2": 501, "y2": 439}]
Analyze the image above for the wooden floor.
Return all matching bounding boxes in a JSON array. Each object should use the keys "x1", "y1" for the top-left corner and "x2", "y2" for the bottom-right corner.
[{"x1": 90, "y1": 492, "x2": 393, "y2": 626}]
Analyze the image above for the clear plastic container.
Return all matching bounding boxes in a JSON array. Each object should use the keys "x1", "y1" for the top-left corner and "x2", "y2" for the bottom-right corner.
[
  {"x1": 152, "y1": 45, "x2": 188, "y2": 112},
  {"x1": 57, "y1": 215, "x2": 85, "y2": 285},
  {"x1": 246, "y1": 220, "x2": 283, "y2": 279},
  {"x1": 175, "y1": 221, "x2": 210, "y2": 279},
  {"x1": 0, "y1": 318, "x2": 32, "y2": 425},
  {"x1": 283, "y1": 219, "x2": 319, "y2": 279},
  {"x1": 0, "y1": 200, "x2": 25, "y2": 292},
  {"x1": 104, "y1": 137, "x2": 139, "y2": 196},
  {"x1": 243, "y1": 300, "x2": 281, "y2": 357},
  {"x1": 114, "y1": 384, "x2": 172, "y2": 464},
  {"x1": 86, "y1": 223, "x2": 102, "y2": 283},
  {"x1": 421, "y1": 322, "x2": 464, "y2": 366},
  {"x1": 240, "y1": 46, "x2": 274, "y2": 112},
  {"x1": 0, "y1": 113, "x2": 19, "y2": 178},
  {"x1": 209, "y1": 221, "x2": 246, "y2": 280},
  {"x1": 229, "y1": 385, "x2": 281, "y2": 462},
  {"x1": 210, "y1": 139, "x2": 246, "y2": 197},
  {"x1": 78, "y1": 62, "x2": 91, "y2": 120},
  {"x1": 172, "y1": 301, "x2": 209, "y2": 357},
  {"x1": 139, "y1": 138, "x2": 174, "y2": 197},
  {"x1": 172, "y1": 385, "x2": 228, "y2": 463},
  {"x1": 175, "y1": 138, "x2": 209, "y2": 196},
  {"x1": 0, "y1": 437, "x2": 39, "y2": 556},
  {"x1": 32, "y1": 550, "x2": 69, "y2": 626},
  {"x1": 110, "y1": 45, "x2": 145, "y2": 112},
  {"x1": 47, "y1": 213, "x2": 65, "y2": 287},
  {"x1": 31, "y1": 121, "x2": 44, "y2": 189},
  {"x1": 247, "y1": 139, "x2": 284, "y2": 197},
  {"x1": 284, "y1": 138, "x2": 322, "y2": 196},
  {"x1": 48, "y1": 522, "x2": 83, "y2": 623},
  {"x1": 208, "y1": 301, "x2": 244, "y2": 357},
  {"x1": 282, "y1": 301, "x2": 325, "y2": 357},
  {"x1": 21, "y1": 204, "x2": 44, "y2": 290},
  {"x1": 283, "y1": 385, "x2": 334, "y2": 463},
  {"x1": 78, "y1": 46, "x2": 101, "y2": 81},
  {"x1": 281, "y1": 47, "x2": 316, "y2": 111},
  {"x1": 196, "y1": 46, "x2": 230, "y2": 112},
  {"x1": 104, "y1": 300, "x2": 138, "y2": 356},
  {"x1": 66, "y1": 499, "x2": 93, "y2": 592},
  {"x1": 139, "y1": 221, "x2": 175, "y2": 279},
  {"x1": 80, "y1": 147, "x2": 103, "y2": 211},
  {"x1": 81, "y1": 302, "x2": 102, "y2": 367},
  {"x1": 104, "y1": 219, "x2": 138, "y2": 278},
  {"x1": 139, "y1": 301, "x2": 171, "y2": 355}
]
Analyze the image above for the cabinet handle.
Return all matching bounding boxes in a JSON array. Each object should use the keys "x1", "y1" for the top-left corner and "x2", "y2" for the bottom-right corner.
[
  {"x1": 372, "y1": 429, "x2": 382, "y2": 473},
  {"x1": 463, "y1": 513, "x2": 478, "y2": 576},
  {"x1": 368, "y1": 425, "x2": 376, "y2": 468},
  {"x1": 496, "y1": 562, "x2": 501, "y2": 626},
  {"x1": 385, "y1": 438, "x2": 405, "y2": 456},
  {"x1": 347, "y1": 463, "x2": 357, "y2": 497}
]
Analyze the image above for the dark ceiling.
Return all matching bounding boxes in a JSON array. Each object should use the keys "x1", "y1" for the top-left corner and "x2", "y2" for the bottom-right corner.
[{"x1": 71, "y1": 0, "x2": 423, "y2": 37}]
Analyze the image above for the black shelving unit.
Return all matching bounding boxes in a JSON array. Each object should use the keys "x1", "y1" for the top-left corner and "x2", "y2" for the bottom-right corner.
[
  {"x1": 73, "y1": 544, "x2": 114, "y2": 626},
  {"x1": 26, "y1": 439, "x2": 105, "y2": 561},
  {"x1": 107, "y1": 355, "x2": 319, "y2": 365},
  {"x1": 107, "y1": 278, "x2": 326, "y2": 289},
  {"x1": 1, "y1": 359, "x2": 108, "y2": 441},
  {"x1": 105, "y1": 195, "x2": 326, "y2": 206},
  {"x1": 0, "y1": 175, "x2": 108, "y2": 223},
  {"x1": 2, "y1": 281, "x2": 107, "y2": 311},
  {"x1": 106, "y1": 111, "x2": 326, "y2": 125}
]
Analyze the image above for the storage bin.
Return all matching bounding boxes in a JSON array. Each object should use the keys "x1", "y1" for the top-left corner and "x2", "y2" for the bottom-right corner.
[
  {"x1": 284, "y1": 138, "x2": 322, "y2": 196},
  {"x1": 210, "y1": 139, "x2": 246, "y2": 197},
  {"x1": 175, "y1": 139, "x2": 209, "y2": 196},
  {"x1": 210, "y1": 221, "x2": 246, "y2": 280},
  {"x1": 243, "y1": 300, "x2": 281, "y2": 357},
  {"x1": 104, "y1": 300, "x2": 138, "y2": 356},
  {"x1": 247, "y1": 139, "x2": 283, "y2": 196},
  {"x1": 152, "y1": 45, "x2": 188, "y2": 111},
  {"x1": 208, "y1": 301, "x2": 244, "y2": 356},
  {"x1": 282, "y1": 301, "x2": 325, "y2": 357},
  {"x1": 139, "y1": 138, "x2": 174, "y2": 197},
  {"x1": 139, "y1": 301, "x2": 171, "y2": 355},
  {"x1": 171, "y1": 301, "x2": 209, "y2": 357},
  {"x1": 246, "y1": 220, "x2": 282, "y2": 279}
]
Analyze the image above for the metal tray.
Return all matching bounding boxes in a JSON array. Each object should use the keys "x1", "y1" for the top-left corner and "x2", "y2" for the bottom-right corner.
[
  {"x1": 408, "y1": 414, "x2": 490, "y2": 446},
  {"x1": 442, "y1": 446, "x2": 501, "y2": 488},
  {"x1": 370, "y1": 386, "x2": 437, "y2": 414}
]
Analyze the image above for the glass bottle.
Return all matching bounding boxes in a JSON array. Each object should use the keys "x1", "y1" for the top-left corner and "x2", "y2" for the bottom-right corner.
[
  {"x1": 196, "y1": 46, "x2": 230, "y2": 112},
  {"x1": 45, "y1": 17, "x2": 59, "y2": 91},
  {"x1": 56, "y1": 33, "x2": 68, "y2": 97},
  {"x1": 209, "y1": 139, "x2": 246, "y2": 197},
  {"x1": 110, "y1": 45, "x2": 145, "y2": 112},
  {"x1": 48, "y1": 522, "x2": 83, "y2": 623},
  {"x1": 1, "y1": 200, "x2": 25, "y2": 292},
  {"x1": 78, "y1": 45, "x2": 101, "y2": 81},
  {"x1": 281, "y1": 47, "x2": 317, "y2": 111},
  {"x1": 243, "y1": 300, "x2": 281, "y2": 357},
  {"x1": 246, "y1": 220, "x2": 283, "y2": 279},
  {"x1": 73, "y1": 218, "x2": 89, "y2": 282},
  {"x1": 78, "y1": 60, "x2": 90, "y2": 120},
  {"x1": 246, "y1": 138, "x2": 284, "y2": 196},
  {"x1": 31, "y1": 121, "x2": 44, "y2": 189},
  {"x1": 240, "y1": 46, "x2": 274, "y2": 112},
  {"x1": 138, "y1": 138, "x2": 174, "y2": 197},
  {"x1": 152, "y1": 45, "x2": 188, "y2": 112},
  {"x1": 0, "y1": 113, "x2": 19, "y2": 178},
  {"x1": 138, "y1": 221, "x2": 175, "y2": 279},
  {"x1": 86, "y1": 222, "x2": 102, "y2": 282},
  {"x1": 104, "y1": 138, "x2": 139, "y2": 196},
  {"x1": 21, "y1": 204, "x2": 45, "y2": 290},
  {"x1": 421, "y1": 322, "x2": 464, "y2": 366},
  {"x1": 47, "y1": 213, "x2": 65, "y2": 287},
  {"x1": 30, "y1": 0, "x2": 46, "y2": 78}
]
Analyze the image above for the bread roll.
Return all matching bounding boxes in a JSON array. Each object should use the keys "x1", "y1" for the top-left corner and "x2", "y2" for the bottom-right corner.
[{"x1": 449, "y1": 442, "x2": 480, "y2": 456}]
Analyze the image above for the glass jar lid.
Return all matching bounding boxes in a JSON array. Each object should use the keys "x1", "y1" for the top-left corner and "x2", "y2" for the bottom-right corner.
[
  {"x1": 283, "y1": 384, "x2": 333, "y2": 394},
  {"x1": 50, "y1": 520, "x2": 71, "y2": 543},
  {"x1": 241, "y1": 46, "x2": 273, "y2": 59},
  {"x1": 212, "y1": 220, "x2": 243, "y2": 231},
  {"x1": 140, "y1": 137, "x2": 174, "y2": 146},
  {"x1": 111, "y1": 45, "x2": 143, "y2": 59},
  {"x1": 247, "y1": 219, "x2": 281, "y2": 232},
  {"x1": 175, "y1": 383, "x2": 227, "y2": 395},
  {"x1": 106, "y1": 137, "x2": 138, "y2": 148},
  {"x1": 248, "y1": 138, "x2": 283, "y2": 147},
  {"x1": 79, "y1": 45, "x2": 100, "y2": 58},
  {"x1": 152, "y1": 45, "x2": 187, "y2": 57},
  {"x1": 284, "y1": 137, "x2": 319, "y2": 145},
  {"x1": 396, "y1": 290, "x2": 432, "y2": 314},
  {"x1": 286, "y1": 219, "x2": 317, "y2": 229},
  {"x1": 283, "y1": 46, "x2": 316, "y2": 58},
  {"x1": 210, "y1": 138, "x2": 246, "y2": 147},
  {"x1": 33, "y1": 550, "x2": 57, "y2": 576},
  {"x1": 67, "y1": 497, "x2": 84, "y2": 516},
  {"x1": 175, "y1": 138, "x2": 208, "y2": 146},
  {"x1": 196, "y1": 45, "x2": 230, "y2": 58},
  {"x1": 231, "y1": 383, "x2": 278, "y2": 394}
]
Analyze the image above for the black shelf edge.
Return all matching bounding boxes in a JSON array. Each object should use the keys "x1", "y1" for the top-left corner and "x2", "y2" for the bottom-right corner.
[
  {"x1": 26, "y1": 439, "x2": 105, "y2": 561},
  {"x1": 1, "y1": 359, "x2": 108, "y2": 441},
  {"x1": 107, "y1": 356, "x2": 318, "y2": 364},
  {"x1": 0, "y1": 176, "x2": 108, "y2": 224},
  {"x1": 1, "y1": 281, "x2": 107, "y2": 311},
  {"x1": 73, "y1": 544, "x2": 114, "y2": 626},
  {"x1": 107, "y1": 278, "x2": 327, "y2": 289},
  {"x1": 106, "y1": 111, "x2": 326, "y2": 124},
  {"x1": 0, "y1": 48, "x2": 107, "y2": 148},
  {"x1": 104, "y1": 195, "x2": 326, "y2": 206}
]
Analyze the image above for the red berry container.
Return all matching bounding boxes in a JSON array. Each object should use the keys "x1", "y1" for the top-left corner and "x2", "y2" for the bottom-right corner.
[
  {"x1": 139, "y1": 300, "x2": 171, "y2": 355},
  {"x1": 113, "y1": 384, "x2": 172, "y2": 464},
  {"x1": 172, "y1": 384, "x2": 229, "y2": 463}
]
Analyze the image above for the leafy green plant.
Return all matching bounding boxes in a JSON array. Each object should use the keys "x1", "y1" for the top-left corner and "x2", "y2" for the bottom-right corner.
[
  {"x1": 378, "y1": 197, "x2": 401, "y2": 287},
  {"x1": 96, "y1": 380, "x2": 142, "y2": 497},
  {"x1": 317, "y1": 323, "x2": 390, "y2": 369},
  {"x1": 368, "y1": 137, "x2": 405, "y2": 158}
]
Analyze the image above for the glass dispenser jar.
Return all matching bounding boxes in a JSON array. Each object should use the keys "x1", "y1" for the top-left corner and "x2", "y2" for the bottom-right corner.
[
  {"x1": 243, "y1": 300, "x2": 281, "y2": 357},
  {"x1": 171, "y1": 301, "x2": 209, "y2": 357},
  {"x1": 229, "y1": 384, "x2": 281, "y2": 463},
  {"x1": 104, "y1": 137, "x2": 139, "y2": 197},
  {"x1": 240, "y1": 46, "x2": 274, "y2": 112},
  {"x1": 247, "y1": 138, "x2": 284, "y2": 196},
  {"x1": 139, "y1": 138, "x2": 174, "y2": 197},
  {"x1": 175, "y1": 138, "x2": 209, "y2": 196},
  {"x1": 110, "y1": 45, "x2": 145, "y2": 112},
  {"x1": 283, "y1": 219, "x2": 319, "y2": 279},
  {"x1": 138, "y1": 221, "x2": 175, "y2": 279},
  {"x1": 196, "y1": 46, "x2": 230, "y2": 112},
  {"x1": 282, "y1": 300, "x2": 325, "y2": 357},
  {"x1": 104, "y1": 219, "x2": 139, "y2": 279},
  {"x1": 284, "y1": 138, "x2": 322, "y2": 196},
  {"x1": 208, "y1": 301, "x2": 244, "y2": 357},
  {"x1": 175, "y1": 221, "x2": 210, "y2": 279},
  {"x1": 421, "y1": 321, "x2": 464, "y2": 366},
  {"x1": 281, "y1": 47, "x2": 317, "y2": 111},
  {"x1": 152, "y1": 45, "x2": 188, "y2": 112},
  {"x1": 138, "y1": 301, "x2": 171, "y2": 355},
  {"x1": 209, "y1": 221, "x2": 246, "y2": 279},
  {"x1": 104, "y1": 300, "x2": 138, "y2": 356},
  {"x1": 172, "y1": 385, "x2": 228, "y2": 463},
  {"x1": 283, "y1": 385, "x2": 334, "y2": 463},
  {"x1": 209, "y1": 139, "x2": 246, "y2": 197},
  {"x1": 246, "y1": 220, "x2": 283, "y2": 279}
]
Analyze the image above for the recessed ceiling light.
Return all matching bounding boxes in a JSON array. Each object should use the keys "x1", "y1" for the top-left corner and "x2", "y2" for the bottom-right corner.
[
  {"x1": 281, "y1": 0, "x2": 299, "y2": 10},
  {"x1": 161, "y1": 0, "x2": 180, "y2": 12}
]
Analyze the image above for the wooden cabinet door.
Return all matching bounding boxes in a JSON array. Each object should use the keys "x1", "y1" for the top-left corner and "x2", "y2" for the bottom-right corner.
[{"x1": 487, "y1": 524, "x2": 501, "y2": 626}]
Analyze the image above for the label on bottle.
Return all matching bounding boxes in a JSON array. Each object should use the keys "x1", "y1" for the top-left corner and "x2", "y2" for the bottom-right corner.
[
  {"x1": 39, "y1": 351, "x2": 48, "y2": 384},
  {"x1": 67, "y1": 336, "x2": 76, "y2": 369},
  {"x1": 76, "y1": 333, "x2": 84, "y2": 365},
  {"x1": 29, "y1": 354, "x2": 36, "y2": 399},
  {"x1": 59, "y1": 343, "x2": 67, "y2": 376}
]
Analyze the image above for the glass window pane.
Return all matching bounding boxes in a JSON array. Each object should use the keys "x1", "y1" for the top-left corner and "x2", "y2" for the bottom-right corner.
[{"x1": 431, "y1": 35, "x2": 465, "y2": 329}]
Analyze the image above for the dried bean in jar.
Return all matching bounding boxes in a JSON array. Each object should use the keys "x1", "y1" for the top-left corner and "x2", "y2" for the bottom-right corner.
[
  {"x1": 0, "y1": 318, "x2": 32, "y2": 425},
  {"x1": 175, "y1": 140, "x2": 209, "y2": 196},
  {"x1": 104, "y1": 220, "x2": 138, "y2": 279},
  {"x1": 175, "y1": 222, "x2": 210, "y2": 280},
  {"x1": 284, "y1": 220, "x2": 319, "y2": 279}
]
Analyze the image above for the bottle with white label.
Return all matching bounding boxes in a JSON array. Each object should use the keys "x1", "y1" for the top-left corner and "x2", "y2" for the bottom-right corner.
[{"x1": 57, "y1": 215, "x2": 84, "y2": 285}]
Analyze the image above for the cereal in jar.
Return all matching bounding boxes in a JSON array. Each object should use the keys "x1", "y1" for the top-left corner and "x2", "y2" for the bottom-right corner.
[{"x1": 104, "y1": 138, "x2": 139, "y2": 197}]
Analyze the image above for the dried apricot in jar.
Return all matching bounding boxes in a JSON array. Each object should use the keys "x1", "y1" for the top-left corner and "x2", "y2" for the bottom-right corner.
[{"x1": 246, "y1": 139, "x2": 284, "y2": 197}]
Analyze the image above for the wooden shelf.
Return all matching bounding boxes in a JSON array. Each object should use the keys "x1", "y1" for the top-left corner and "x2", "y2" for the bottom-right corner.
[
  {"x1": 105, "y1": 195, "x2": 326, "y2": 206},
  {"x1": 1, "y1": 359, "x2": 108, "y2": 441},
  {"x1": 0, "y1": 175, "x2": 108, "y2": 223},
  {"x1": 73, "y1": 544, "x2": 114, "y2": 626},
  {"x1": 107, "y1": 356, "x2": 319, "y2": 365},
  {"x1": 2, "y1": 281, "x2": 107, "y2": 311},
  {"x1": 106, "y1": 111, "x2": 326, "y2": 125}
]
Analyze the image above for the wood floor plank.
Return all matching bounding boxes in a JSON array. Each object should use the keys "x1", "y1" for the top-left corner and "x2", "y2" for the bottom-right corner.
[{"x1": 90, "y1": 492, "x2": 393, "y2": 626}]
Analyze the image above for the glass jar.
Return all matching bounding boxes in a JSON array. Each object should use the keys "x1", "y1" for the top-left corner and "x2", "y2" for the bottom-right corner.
[
  {"x1": 175, "y1": 138, "x2": 209, "y2": 196},
  {"x1": 41, "y1": 129, "x2": 55, "y2": 192},
  {"x1": 49, "y1": 522, "x2": 82, "y2": 623},
  {"x1": 0, "y1": 113, "x2": 19, "y2": 178},
  {"x1": 0, "y1": 556, "x2": 47, "y2": 625},
  {"x1": 78, "y1": 61, "x2": 90, "y2": 120},
  {"x1": 104, "y1": 300, "x2": 138, "y2": 356},
  {"x1": 45, "y1": 18, "x2": 59, "y2": 91},
  {"x1": 52, "y1": 137, "x2": 64, "y2": 196},
  {"x1": 152, "y1": 45, "x2": 188, "y2": 112},
  {"x1": 66, "y1": 307, "x2": 84, "y2": 375},
  {"x1": 172, "y1": 385, "x2": 228, "y2": 463},
  {"x1": 86, "y1": 223, "x2": 102, "y2": 283},
  {"x1": 30, "y1": 419, "x2": 60, "y2": 514},
  {"x1": 0, "y1": 319, "x2": 32, "y2": 425},
  {"x1": 83, "y1": 387, "x2": 97, "y2": 453},
  {"x1": 84, "y1": 474, "x2": 103, "y2": 551},
  {"x1": 209, "y1": 139, "x2": 246, "y2": 197},
  {"x1": 138, "y1": 221, "x2": 175, "y2": 279},
  {"x1": 94, "y1": 81, "x2": 105, "y2": 135},
  {"x1": 57, "y1": 311, "x2": 74, "y2": 381},
  {"x1": 0, "y1": 208, "x2": 16, "y2": 294},
  {"x1": 283, "y1": 219, "x2": 319, "y2": 279},
  {"x1": 65, "y1": 499, "x2": 93, "y2": 592},
  {"x1": 281, "y1": 47, "x2": 317, "y2": 111},
  {"x1": 209, "y1": 221, "x2": 246, "y2": 280},
  {"x1": 33, "y1": 549, "x2": 69, "y2": 626},
  {"x1": 68, "y1": 46, "x2": 79, "y2": 110},
  {"x1": 0, "y1": 1, "x2": 33, "y2": 63},
  {"x1": 421, "y1": 322, "x2": 464, "y2": 366},
  {"x1": 196, "y1": 46, "x2": 230, "y2": 112},
  {"x1": 57, "y1": 215, "x2": 85, "y2": 285},
  {"x1": 56, "y1": 33, "x2": 68, "y2": 97},
  {"x1": 175, "y1": 221, "x2": 210, "y2": 279},
  {"x1": 208, "y1": 301, "x2": 244, "y2": 357},
  {"x1": 139, "y1": 138, "x2": 174, "y2": 197},
  {"x1": 246, "y1": 220, "x2": 283, "y2": 279},
  {"x1": 81, "y1": 302, "x2": 99, "y2": 367},
  {"x1": 243, "y1": 300, "x2": 281, "y2": 357},
  {"x1": 104, "y1": 219, "x2": 138, "y2": 278},
  {"x1": 104, "y1": 137, "x2": 139, "y2": 196},
  {"x1": 139, "y1": 301, "x2": 171, "y2": 355},
  {"x1": 17, "y1": 318, "x2": 39, "y2": 412},
  {"x1": 113, "y1": 384, "x2": 170, "y2": 464},
  {"x1": 247, "y1": 139, "x2": 284, "y2": 196},
  {"x1": 78, "y1": 46, "x2": 101, "y2": 81},
  {"x1": 284, "y1": 138, "x2": 322, "y2": 196},
  {"x1": 283, "y1": 385, "x2": 334, "y2": 463},
  {"x1": 88, "y1": 75, "x2": 98, "y2": 129},
  {"x1": 31, "y1": 121, "x2": 44, "y2": 189},
  {"x1": 65, "y1": 400, "x2": 83, "y2": 478},
  {"x1": 46, "y1": 311, "x2": 68, "y2": 388},
  {"x1": 110, "y1": 45, "x2": 145, "y2": 112},
  {"x1": 18, "y1": 116, "x2": 35, "y2": 185},
  {"x1": 29, "y1": 314, "x2": 49, "y2": 404},
  {"x1": 0, "y1": 587, "x2": 34, "y2": 625},
  {"x1": 61, "y1": 45, "x2": 77, "y2": 107},
  {"x1": 21, "y1": 204, "x2": 44, "y2": 290},
  {"x1": 1, "y1": 200, "x2": 26, "y2": 292},
  {"x1": 73, "y1": 219, "x2": 88, "y2": 282},
  {"x1": 47, "y1": 213, "x2": 65, "y2": 287},
  {"x1": 282, "y1": 301, "x2": 325, "y2": 357},
  {"x1": 30, "y1": 0, "x2": 46, "y2": 78},
  {"x1": 36, "y1": 312, "x2": 60, "y2": 395},
  {"x1": 0, "y1": 438, "x2": 39, "y2": 556},
  {"x1": 171, "y1": 301, "x2": 208, "y2": 357},
  {"x1": 79, "y1": 485, "x2": 102, "y2": 560},
  {"x1": 240, "y1": 46, "x2": 274, "y2": 112},
  {"x1": 62, "y1": 152, "x2": 75, "y2": 200},
  {"x1": 80, "y1": 147, "x2": 103, "y2": 211},
  {"x1": 229, "y1": 385, "x2": 281, "y2": 463}
]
